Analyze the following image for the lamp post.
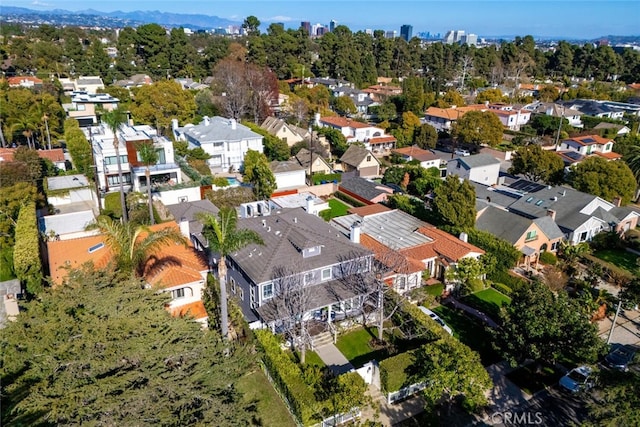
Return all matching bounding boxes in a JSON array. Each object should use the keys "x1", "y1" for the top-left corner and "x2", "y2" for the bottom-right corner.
[{"x1": 308, "y1": 121, "x2": 314, "y2": 185}]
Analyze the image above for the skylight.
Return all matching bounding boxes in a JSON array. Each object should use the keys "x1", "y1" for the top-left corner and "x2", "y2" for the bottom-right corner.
[{"x1": 88, "y1": 242, "x2": 104, "y2": 253}]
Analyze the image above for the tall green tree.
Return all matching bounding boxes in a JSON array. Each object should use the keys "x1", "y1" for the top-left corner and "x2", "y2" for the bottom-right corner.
[
  {"x1": 587, "y1": 370, "x2": 640, "y2": 426},
  {"x1": 242, "y1": 16, "x2": 261, "y2": 36},
  {"x1": 136, "y1": 142, "x2": 159, "y2": 225},
  {"x1": 242, "y1": 149, "x2": 277, "y2": 200},
  {"x1": 431, "y1": 175, "x2": 476, "y2": 229},
  {"x1": 64, "y1": 118, "x2": 93, "y2": 177},
  {"x1": 508, "y1": 144, "x2": 565, "y2": 184},
  {"x1": 570, "y1": 156, "x2": 637, "y2": 205},
  {"x1": 410, "y1": 339, "x2": 492, "y2": 414},
  {"x1": 414, "y1": 123, "x2": 438, "y2": 149},
  {"x1": 492, "y1": 280, "x2": 604, "y2": 367},
  {"x1": 13, "y1": 202, "x2": 42, "y2": 295},
  {"x1": 101, "y1": 108, "x2": 129, "y2": 222},
  {"x1": 0, "y1": 268, "x2": 255, "y2": 426},
  {"x1": 93, "y1": 216, "x2": 185, "y2": 277},
  {"x1": 452, "y1": 110, "x2": 504, "y2": 147},
  {"x1": 130, "y1": 81, "x2": 197, "y2": 136},
  {"x1": 199, "y1": 208, "x2": 263, "y2": 338},
  {"x1": 625, "y1": 144, "x2": 640, "y2": 189}
]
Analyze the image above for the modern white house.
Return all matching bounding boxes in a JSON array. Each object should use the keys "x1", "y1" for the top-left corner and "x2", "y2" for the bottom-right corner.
[
  {"x1": 58, "y1": 76, "x2": 105, "y2": 95},
  {"x1": 83, "y1": 123, "x2": 181, "y2": 195},
  {"x1": 446, "y1": 153, "x2": 501, "y2": 185},
  {"x1": 173, "y1": 116, "x2": 264, "y2": 172},
  {"x1": 62, "y1": 91, "x2": 120, "y2": 127}
]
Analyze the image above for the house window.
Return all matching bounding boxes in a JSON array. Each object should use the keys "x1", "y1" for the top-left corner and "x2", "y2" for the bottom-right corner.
[
  {"x1": 605, "y1": 143, "x2": 612, "y2": 151},
  {"x1": 321, "y1": 268, "x2": 332, "y2": 281},
  {"x1": 104, "y1": 155, "x2": 129, "y2": 165},
  {"x1": 397, "y1": 276, "x2": 406, "y2": 290},
  {"x1": 366, "y1": 155, "x2": 372, "y2": 162},
  {"x1": 230, "y1": 278, "x2": 236, "y2": 294},
  {"x1": 263, "y1": 283, "x2": 273, "y2": 300},
  {"x1": 579, "y1": 231, "x2": 588, "y2": 242},
  {"x1": 304, "y1": 272, "x2": 314, "y2": 285},
  {"x1": 525, "y1": 230, "x2": 537, "y2": 242},
  {"x1": 172, "y1": 288, "x2": 185, "y2": 299},
  {"x1": 107, "y1": 173, "x2": 132, "y2": 185},
  {"x1": 551, "y1": 241, "x2": 560, "y2": 251},
  {"x1": 239, "y1": 288, "x2": 244, "y2": 301}
]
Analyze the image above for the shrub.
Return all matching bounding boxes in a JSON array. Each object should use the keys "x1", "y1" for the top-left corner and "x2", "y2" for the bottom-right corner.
[
  {"x1": 312, "y1": 173, "x2": 342, "y2": 185},
  {"x1": 380, "y1": 350, "x2": 416, "y2": 393},
  {"x1": 13, "y1": 202, "x2": 43, "y2": 295},
  {"x1": 491, "y1": 282, "x2": 513, "y2": 297},
  {"x1": 103, "y1": 192, "x2": 122, "y2": 219},
  {"x1": 488, "y1": 270, "x2": 527, "y2": 291},
  {"x1": 188, "y1": 158, "x2": 212, "y2": 176},
  {"x1": 334, "y1": 191, "x2": 365, "y2": 207},
  {"x1": 467, "y1": 229, "x2": 521, "y2": 274},
  {"x1": 539, "y1": 251, "x2": 557, "y2": 265}
]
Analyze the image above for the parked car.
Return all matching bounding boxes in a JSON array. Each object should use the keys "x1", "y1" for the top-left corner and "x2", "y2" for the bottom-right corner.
[
  {"x1": 559, "y1": 366, "x2": 594, "y2": 393},
  {"x1": 418, "y1": 306, "x2": 453, "y2": 335},
  {"x1": 454, "y1": 149, "x2": 470, "y2": 157},
  {"x1": 604, "y1": 345, "x2": 637, "y2": 371}
]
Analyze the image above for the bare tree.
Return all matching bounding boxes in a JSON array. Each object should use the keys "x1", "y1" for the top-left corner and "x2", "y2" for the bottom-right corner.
[
  {"x1": 245, "y1": 64, "x2": 278, "y2": 124},
  {"x1": 337, "y1": 247, "x2": 417, "y2": 342},
  {"x1": 262, "y1": 266, "x2": 315, "y2": 364},
  {"x1": 212, "y1": 59, "x2": 250, "y2": 120},
  {"x1": 459, "y1": 55, "x2": 474, "y2": 93}
]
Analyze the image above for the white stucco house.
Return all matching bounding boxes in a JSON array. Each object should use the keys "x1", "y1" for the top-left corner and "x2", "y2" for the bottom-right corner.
[
  {"x1": 173, "y1": 116, "x2": 264, "y2": 172},
  {"x1": 446, "y1": 153, "x2": 501, "y2": 185}
]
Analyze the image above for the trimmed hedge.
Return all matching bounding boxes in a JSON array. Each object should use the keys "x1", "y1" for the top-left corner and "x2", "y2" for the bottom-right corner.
[
  {"x1": 487, "y1": 270, "x2": 527, "y2": 290},
  {"x1": 380, "y1": 350, "x2": 416, "y2": 393},
  {"x1": 254, "y1": 330, "x2": 319, "y2": 425},
  {"x1": 539, "y1": 251, "x2": 557, "y2": 265},
  {"x1": 334, "y1": 191, "x2": 366, "y2": 207},
  {"x1": 491, "y1": 282, "x2": 513, "y2": 297},
  {"x1": 13, "y1": 202, "x2": 43, "y2": 295}
]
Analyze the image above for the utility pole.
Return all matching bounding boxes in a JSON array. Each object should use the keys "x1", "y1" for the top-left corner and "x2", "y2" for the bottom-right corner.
[
  {"x1": 307, "y1": 122, "x2": 314, "y2": 185},
  {"x1": 553, "y1": 106, "x2": 565, "y2": 151},
  {"x1": 607, "y1": 299, "x2": 622, "y2": 344}
]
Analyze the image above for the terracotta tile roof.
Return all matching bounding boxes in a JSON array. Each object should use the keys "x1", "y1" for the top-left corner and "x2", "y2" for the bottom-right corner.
[
  {"x1": 169, "y1": 300, "x2": 208, "y2": 320},
  {"x1": 369, "y1": 136, "x2": 397, "y2": 144},
  {"x1": 392, "y1": 146, "x2": 439, "y2": 162},
  {"x1": 399, "y1": 244, "x2": 438, "y2": 261},
  {"x1": 417, "y1": 227, "x2": 484, "y2": 261},
  {"x1": 595, "y1": 151, "x2": 622, "y2": 160},
  {"x1": 348, "y1": 204, "x2": 392, "y2": 216},
  {"x1": 320, "y1": 116, "x2": 371, "y2": 129},
  {"x1": 425, "y1": 107, "x2": 465, "y2": 120},
  {"x1": 628, "y1": 83, "x2": 640, "y2": 90},
  {"x1": 7, "y1": 76, "x2": 43, "y2": 86},
  {"x1": 0, "y1": 148, "x2": 64, "y2": 163},
  {"x1": 48, "y1": 235, "x2": 113, "y2": 286},
  {"x1": 0, "y1": 148, "x2": 15, "y2": 162},
  {"x1": 566, "y1": 135, "x2": 613, "y2": 146}
]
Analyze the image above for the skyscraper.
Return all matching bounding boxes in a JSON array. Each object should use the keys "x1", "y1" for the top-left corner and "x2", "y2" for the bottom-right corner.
[
  {"x1": 329, "y1": 20, "x2": 337, "y2": 32},
  {"x1": 301, "y1": 21, "x2": 311, "y2": 34},
  {"x1": 400, "y1": 24, "x2": 413, "y2": 41}
]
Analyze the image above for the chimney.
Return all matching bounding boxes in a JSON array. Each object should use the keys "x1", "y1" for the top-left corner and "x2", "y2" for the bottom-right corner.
[
  {"x1": 179, "y1": 217, "x2": 190, "y2": 238},
  {"x1": 262, "y1": 219, "x2": 266, "y2": 227},
  {"x1": 458, "y1": 232, "x2": 468, "y2": 243},
  {"x1": 203, "y1": 116, "x2": 210, "y2": 126},
  {"x1": 171, "y1": 118, "x2": 179, "y2": 131},
  {"x1": 612, "y1": 197, "x2": 622, "y2": 207},
  {"x1": 293, "y1": 217, "x2": 298, "y2": 223},
  {"x1": 306, "y1": 195, "x2": 314, "y2": 214},
  {"x1": 561, "y1": 190, "x2": 566, "y2": 197},
  {"x1": 350, "y1": 221, "x2": 361, "y2": 244},
  {"x1": 314, "y1": 112, "x2": 321, "y2": 126},
  {"x1": 230, "y1": 119, "x2": 237, "y2": 130},
  {"x1": 547, "y1": 209, "x2": 556, "y2": 221}
]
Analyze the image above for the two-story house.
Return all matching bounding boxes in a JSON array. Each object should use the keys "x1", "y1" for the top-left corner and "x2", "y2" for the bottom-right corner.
[
  {"x1": 224, "y1": 207, "x2": 374, "y2": 330},
  {"x1": 63, "y1": 92, "x2": 120, "y2": 127},
  {"x1": 173, "y1": 116, "x2": 264, "y2": 172},
  {"x1": 84, "y1": 122, "x2": 181, "y2": 194},
  {"x1": 317, "y1": 116, "x2": 396, "y2": 153},
  {"x1": 524, "y1": 102, "x2": 584, "y2": 128},
  {"x1": 58, "y1": 76, "x2": 105, "y2": 95},
  {"x1": 555, "y1": 134, "x2": 621, "y2": 166},
  {"x1": 391, "y1": 145, "x2": 446, "y2": 172},
  {"x1": 331, "y1": 205, "x2": 484, "y2": 294},
  {"x1": 446, "y1": 153, "x2": 501, "y2": 185},
  {"x1": 260, "y1": 116, "x2": 306, "y2": 147},
  {"x1": 340, "y1": 145, "x2": 381, "y2": 178}
]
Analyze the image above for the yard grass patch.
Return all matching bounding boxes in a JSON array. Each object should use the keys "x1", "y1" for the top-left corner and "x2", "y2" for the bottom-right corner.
[
  {"x1": 336, "y1": 327, "x2": 387, "y2": 367},
  {"x1": 431, "y1": 305, "x2": 501, "y2": 366},
  {"x1": 237, "y1": 369, "x2": 297, "y2": 427},
  {"x1": 304, "y1": 350, "x2": 326, "y2": 368},
  {"x1": 506, "y1": 363, "x2": 562, "y2": 396},
  {"x1": 593, "y1": 249, "x2": 640, "y2": 276},
  {"x1": 319, "y1": 199, "x2": 350, "y2": 221},
  {"x1": 461, "y1": 288, "x2": 511, "y2": 321}
]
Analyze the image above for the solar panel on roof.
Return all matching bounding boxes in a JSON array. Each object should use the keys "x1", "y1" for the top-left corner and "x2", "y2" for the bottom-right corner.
[
  {"x1": 509, "y1": 179, "x2": 546, "y2": 193},
  {"x1": 535, "y1": 200, "x2": 544, "y2": 206},
  {"x1": 565, "y1": 152, "x2": 583, "y2": 161},
  {"x1": 582, "y1": 138, "x2": 595, "y2": 143}
]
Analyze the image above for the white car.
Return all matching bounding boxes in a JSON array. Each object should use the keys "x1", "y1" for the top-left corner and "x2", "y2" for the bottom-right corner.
[
  {"x1": 454, "y1": 149, "x2": 470, "y2": 156},
  {"x1": 559, "y1": 366, "x2": 594, "y2": 393},
  {"x1": 418, "y1": 306, "x2": 453, "y2": 335}
]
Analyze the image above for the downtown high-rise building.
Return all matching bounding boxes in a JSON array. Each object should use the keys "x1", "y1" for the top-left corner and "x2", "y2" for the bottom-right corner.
[
  {"x1": 301, "y1": 21, "x2": 311, "y2": 33},
  {"x1": 329, "y1": 20, "x2": 337, "y2": 32},
  {"x1": 400, "y1": 24, "x2": 413, "y2": 41}
]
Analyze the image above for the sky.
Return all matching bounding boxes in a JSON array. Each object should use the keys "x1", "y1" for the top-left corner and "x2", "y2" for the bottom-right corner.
[{"x1": 4, "y1": 0, "x2": 640, "y2": 39}]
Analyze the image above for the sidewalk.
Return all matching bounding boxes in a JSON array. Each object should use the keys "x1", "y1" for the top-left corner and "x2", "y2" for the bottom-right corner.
[
  {"x1": 315, "y1": 343, "x2": 354, "y2": 375},
  {"x1": 444, "y1": 296, "x2": 499, "y2": 328},
  {"x1": 360, "y1": 384, "x2": 426, "y2": 426},
  {"x1": 483, "y1": 361, "x2": 531, "y2": 414}
]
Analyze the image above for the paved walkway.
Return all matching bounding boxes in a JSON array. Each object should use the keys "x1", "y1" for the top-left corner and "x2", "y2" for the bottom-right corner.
[
  {"x1": 360, "y1": 384, "x2": 426, "y2": 426},
  {"x1": 444, "y1": 296, "x2": 499, "y2": 328},
  {"x1": 483, "y1": 361, "x2": 531, "y2": 413},
  {"x1": 315, "y1": 343, "x2": 354, "y2": 375},
  {"x1": 598, "y1": 308, "x2": 640, "y2": 346}
]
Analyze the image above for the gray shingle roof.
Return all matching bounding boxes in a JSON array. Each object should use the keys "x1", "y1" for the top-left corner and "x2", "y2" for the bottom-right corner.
[
  {"x1": 339, "y1": 177, "x2": 392, "y2": 201},
  {"x1": 270, "y1": 160, "x2": 306, "y2": 173},
  {"x1": 532, "y1": 216, "x2": 565, "y2": 240},
  {"x1": 476, "y1": 206, "x2": 537, "y2": 244},
  {"x1": 166, "y1": 200, "x2": 219, "y2": 246},
  {"x1": 230, "y1": 208, "x2": 372, "y2": 285},
  {"x1": 453, "y1": 153, "x2": 501, "y2": 169},
  {"x1": 178, "y1": 116, "x2": 262, "y2": 143},
  {"x1": 340, "y1": 144, "x2": 374, "y2": 167},
  {"x1": 471, "y1": 181, "x2": 522, "y2": 210}
]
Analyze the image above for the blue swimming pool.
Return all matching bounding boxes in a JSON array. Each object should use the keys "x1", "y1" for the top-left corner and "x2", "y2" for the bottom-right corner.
[{"x1": 227, "y1": 177, "x2": 240, "y2": 186}]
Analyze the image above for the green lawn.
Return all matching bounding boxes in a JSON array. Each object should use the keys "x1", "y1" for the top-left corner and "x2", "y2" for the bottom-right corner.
[
  {"x1": 304, "y1": 350, "x2": 326, "y2": 368},
  {"x1": 506, "y1": 363, "x2": 563, "y2": 396},
  {"x1": 593, "y1": 249, "x2": 640, "y2": 276},
  {"x1": 461, "y1": 288, "x2": 511, "y2": 321},
  {"x1": 319, "y1": 199, "x2": 350, "y2": 221},
  {"x1": 237, "y1": 369, "x2": 297, "y2": 427},
  {"x1": 431, "y1": 305, "x2": 502, "y2": 366},
  {"x1": 335, "y1": 327, "x2": 388, "y2": 367}
]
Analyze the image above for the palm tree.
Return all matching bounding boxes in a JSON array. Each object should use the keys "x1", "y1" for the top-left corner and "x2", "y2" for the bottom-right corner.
[
  {"x1": 199, "y1": 208, "x2": 263, "y2": 338},
  {"x1": 9, "y1": 115, "x2": 39, "y2": 149},
  {"x1": 93, "y1": 216, "x2": 186, "y2": 277},
  {"x1": 101, "y1": 108, "x2": 129, "y2": 223},
  {"x1": 625, "y1": 145, "x2": 640, "y2": 200},
  {"x1": 136, "y1": 142, "x2": 159, "y2": 225}
]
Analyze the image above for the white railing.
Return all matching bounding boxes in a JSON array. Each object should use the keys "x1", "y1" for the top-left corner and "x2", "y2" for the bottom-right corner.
[{"x1": 387, "y1": 381, "x2": 427, "y2": 404}]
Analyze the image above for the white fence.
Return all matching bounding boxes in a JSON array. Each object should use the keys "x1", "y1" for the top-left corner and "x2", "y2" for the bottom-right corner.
[{"x1": 387, "y1": 381, "x2": 428, "y2": 404}]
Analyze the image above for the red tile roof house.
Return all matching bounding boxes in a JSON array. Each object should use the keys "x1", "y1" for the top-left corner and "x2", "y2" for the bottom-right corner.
[
  {"x1": 317, "y1": 115, "x2": 396, "y2": 154},
  {"x1": 331, "y1": 205, "x2": 484, "y2": 295},
  {"x1": 0, "y1": 148, "x2": 66, "y2": 170},
  {"x1": 555, "y1": 134, "x2": 622, "y2": 166},
  {"x1": 7, "y1": 76, "x2": 43, "y2": 88},
  {"x1": 47, "y1": 222, "x2": 210, "y2": 325}
]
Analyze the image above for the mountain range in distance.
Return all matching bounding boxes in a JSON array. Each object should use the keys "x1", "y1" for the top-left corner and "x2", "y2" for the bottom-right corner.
[
  {"x1": 0, "y1": 6, "x2": 239, "y2": 30},
  {"x1": 1, "y1": 5, "x2": 638, "y2": 43}
]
